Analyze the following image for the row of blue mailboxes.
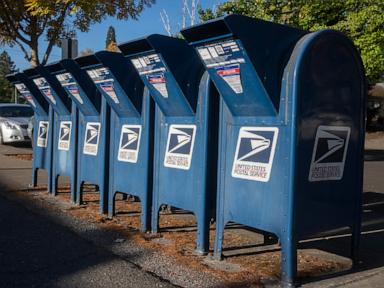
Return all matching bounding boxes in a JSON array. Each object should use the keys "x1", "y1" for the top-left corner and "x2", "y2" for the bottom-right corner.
[{"x1": 7, "y1": 15, "x2": 366, "y2": 285}]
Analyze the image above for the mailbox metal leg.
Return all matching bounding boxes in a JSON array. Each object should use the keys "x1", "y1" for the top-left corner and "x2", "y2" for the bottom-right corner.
[
  {"x1": 108, "y1": 192, "x2": 116, "y2": 219},
  {"x1": 47, "y1": 168, "x2": 53, "y2": 194},
  {"x1": 280, "y1": 235, "x2": 297, "y2": 287},
  {"x1": 196, "y1": 210, "x2": 210, "y2": 255},
  {"x1": 52, "y1": 174, "x2": 58, "y2": 196},
  {"x1": 32, "y1": 167, "x2": 38, "y2": 187},
  {"x1": 76, "y1": 181, "x2": 83, "y2": 205},
  {"x1": 140, "y1": 196, "x2": 151, "y2": 232},
  {"x1": 70, "y1": 176, "x2": 76, "y2": 204},
  {"x1": 213, "y1": 218, "x2": 225, "y2": 260},
  {"x1": 151, "y1": 205, "x2": 159, "y2": 234},
  {"x1": 99, "y1": 181, "x2": 108, "y2": 214}
]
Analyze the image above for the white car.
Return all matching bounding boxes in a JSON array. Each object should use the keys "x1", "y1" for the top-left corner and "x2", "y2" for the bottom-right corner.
[{"x1": 0, "y1": 103, "x2": 34, "y2": 144}]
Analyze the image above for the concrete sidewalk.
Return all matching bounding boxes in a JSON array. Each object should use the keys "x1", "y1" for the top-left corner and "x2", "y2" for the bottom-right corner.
[{"x1": 0, "y1": 143, "x2": 384, "y2": 287}]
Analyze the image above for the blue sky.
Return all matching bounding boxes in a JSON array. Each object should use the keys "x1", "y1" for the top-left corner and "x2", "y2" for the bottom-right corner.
[{"x1": 3, "y1": 0, "x2": 224, "y2": 70}]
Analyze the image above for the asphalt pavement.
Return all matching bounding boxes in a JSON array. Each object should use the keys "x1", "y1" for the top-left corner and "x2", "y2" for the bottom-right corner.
[{"x1": 0, "y1": 144, "x2": 175, "y2": 288}]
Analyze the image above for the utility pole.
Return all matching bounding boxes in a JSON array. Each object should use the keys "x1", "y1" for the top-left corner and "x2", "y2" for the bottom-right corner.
[{"x1": 61, "y1": 38, "x2": 78, "y2": 60}]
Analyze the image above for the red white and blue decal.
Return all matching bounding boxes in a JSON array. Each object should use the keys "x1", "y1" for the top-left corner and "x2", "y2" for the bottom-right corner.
[
  {"x1": 15, "y1": 83, "x2": 36, "y2": 108},
  {"x1": 146, "y1": 73, "x2": 168, "y2": 98},
  {"x1": 215, "y1": 64, "x2": 243, "y2": 94}
]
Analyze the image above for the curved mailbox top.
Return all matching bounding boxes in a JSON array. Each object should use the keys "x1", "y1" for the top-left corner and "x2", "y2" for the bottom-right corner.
[
  {"x1": 118, "y1": 34, "x2": 204, "y2": 117},
  {"x1": 181, "y1": 14, "x2": 306, "y2": 117},
  {"x1": 46, "y1": 60, "x2": 100, "y2": 116},
  {"x1": 85, "y1": 51, "x2": 144, "y2": 118},
  {"x1": 24, "y1": 66, "x2": 71, "y2": 115},
  {"x1": 6, "y1": 72, "x2": 49, "y2": 116}
]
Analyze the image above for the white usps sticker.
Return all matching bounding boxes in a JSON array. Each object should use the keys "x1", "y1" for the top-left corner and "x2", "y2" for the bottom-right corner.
[
  {"x1": 232, "y1": 127, "x2": 279, "y2": 182},
  {"x1": 33, "y1": 77, "x2": 56, "y2": 105},
  {"x1": 58, "y1": 121, "x2": 71, "y2": 151},
  {"x1": 164, "y1": 125, "x2": 196, "y2": 170},
  {"x1": 83, "y1": 122, "x2": 101, "y2": 156},
  {"x1": 308, "y1": 126, "x2": 351, "y2": 182},
  {"x1": 118, "y1": 125, "x2": 141, "y2": 163},
  {"x1": 37, "y1": 121, "x2": 49, "y2": 148}
]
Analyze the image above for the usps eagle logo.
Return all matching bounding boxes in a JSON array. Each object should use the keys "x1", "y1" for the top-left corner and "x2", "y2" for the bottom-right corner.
[
  {"x1": 232, "y1": 127, "x2": 279, "y2": 182},
  {"x1": 309, "y1": 126, "x2": 350, "y2": 182},
  {"x1": 164, "y1": 125, "x2": 196, "y2": 170}
]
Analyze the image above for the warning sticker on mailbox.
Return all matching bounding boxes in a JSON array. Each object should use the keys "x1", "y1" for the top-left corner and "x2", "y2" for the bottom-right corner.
[
  {"x1": 83, "y1": 122, "x2": 101, "y2": 156},
  {"x1": 37, "y1": 121, "x2": 49, "y2": 148},
  {"x1": 232, "y1": 127, "x2": 278, "y2": 182},
  {"x1": 164, "y1": 125, "x2": 196, "y2": 170},
  {"x1": 15, "y1": 83, "x2": 36, "y2": 108},
  {"x1": 86, "y1": 68, "x2": 120, "y2": 104},
  {"x1": 99, "y1": 80, "x2": 119, "y2": 104},
  {"x1": 33, "y1": 77, "x2": 56, "y2": 105},
  {"x1": 216, "y1": 64, "x2": 243, "y2": 94},
  {"x1": 58, "y1": 121, "x2": 71, "y2": 151},
  {"x1": 147, "y1": 73, "x2": 168, "y2": 98},
  {"x1": 56, "y1": 73, "x2": 84, "y2": 104},
  {"x1": 67, "y1": 84, "x2": 84, "y2": 104},
  {"x1": 308, "y1": 126, "x2": 350, "y2": 182},
  {"x1": 118, "y1": 125, "x2": 141, "y2": 163}
]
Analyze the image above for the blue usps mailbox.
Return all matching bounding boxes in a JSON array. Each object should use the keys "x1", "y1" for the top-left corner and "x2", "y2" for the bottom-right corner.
[
  {"x1": 182, "y1": 15, "x2": 366, "y2": 284},
  {"x1": 6, "y1": 72, "x2": 53, "y2": 191},
  {"x1": 24, "y1": 66, "x2": 77, "y2": 201},
  {"x1": 56, "y1": 56, "x2": 110, "y2": 214},
  {"x1": 118, "y1": 35, "x2": 219, "y2": 254},
  {"x1": 85, "y1": 51, "x2": 154, "y2": 231}
]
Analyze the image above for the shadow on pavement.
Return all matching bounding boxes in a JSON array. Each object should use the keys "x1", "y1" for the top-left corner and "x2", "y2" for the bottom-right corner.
[
  {"x1": 298, "y1": 191, "x2": 384, "y2": 285},
  {"x1": 365, "y1": 149, "x2": 384, "y2": 161}
]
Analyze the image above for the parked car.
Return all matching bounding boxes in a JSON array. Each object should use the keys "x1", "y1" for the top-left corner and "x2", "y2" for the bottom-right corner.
[
  {"x1": 27, "y1": 116, "x2": 34, "y2": 144},
  {"x1": 0, "y1": 103, "x2": 34, "y2": 145}
]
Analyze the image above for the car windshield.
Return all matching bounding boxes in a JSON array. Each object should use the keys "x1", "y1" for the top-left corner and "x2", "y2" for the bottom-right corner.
[{"x1": 0, "y1": 106, "x2": 34, "y2": 118}]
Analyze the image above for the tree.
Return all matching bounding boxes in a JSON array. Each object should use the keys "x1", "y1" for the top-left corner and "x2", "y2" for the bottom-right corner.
[
  {"x1": 105, "y1": 25, "x2": 119, "y2": 52},
  {"x1": 199, "y1": 0, "x2": 384, "y2": 85},
  {"x1": 0, "y1": 0, "x2": 154, "y2": 67},
  {"x1": 79, "y1": 48, "x2": 94, "y2": 57},
  {"x1": 0, "y1": 51, "x2": 17, "y2": 102},
  {"x1": 160, "y1": 0, "x2": 200, "y2": 36},
  {"x1": 105, "y1": 26, "x2": 116, "y2": 48}
]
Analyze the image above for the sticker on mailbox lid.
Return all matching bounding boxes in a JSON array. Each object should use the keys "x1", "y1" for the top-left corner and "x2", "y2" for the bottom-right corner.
[
  {"x1": 37, "y1": 121, "x2": 49, "y2": 148},
  {"x1": 99, "y1": 80, "x2": 120, "y2": 104},
  {"x1": 15, "y1": 83, "x2": 36, "y2": 108},
  {"x1": 216, "y1": 64, "x2": 243, "y2": 94},
  {"x1": 232, "y1": 127, "x2": 278, "y2": 182},
  {"x1": 164, "y1": 125, "x2": 196, "y2": 170},
  {"x1": 87, "y1": 68, "x2": 120, "y2": 104},
  {"x1": 308, "y1": 126, "x2": 351, "y2": 182},
  {"x1": 147, "y1": 73, "x2": 168, "y2": 98},
  {"x1": 56, "y1": 73, "x2": 84, "y2": 104},
  {"x1": 33, "y1": 77, "x2": 56, "y2": 105},
  {"x1": 58, "y1": 121, "x2": 71, "y2": 151},
  {"x1": 197, "y1": 39, "x2": 245, "y2": 68},
  {"x1": 83, "y1": 122, "x2": 101, "y2": 156},
  {"x1": 118, "y1": 125, "x2": 141, "y2": 163}
]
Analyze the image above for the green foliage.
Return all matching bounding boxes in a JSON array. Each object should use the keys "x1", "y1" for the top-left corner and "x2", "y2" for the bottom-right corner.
[
  {"x1": 105, "y1": 26, "x2": 117, "y2": 49},
  {"x1": 199, "y1": 0, "x2": 384, "y2": 85},
  {"x1": 0, "y1": 51, "x2": 17, "y2": 103}
]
